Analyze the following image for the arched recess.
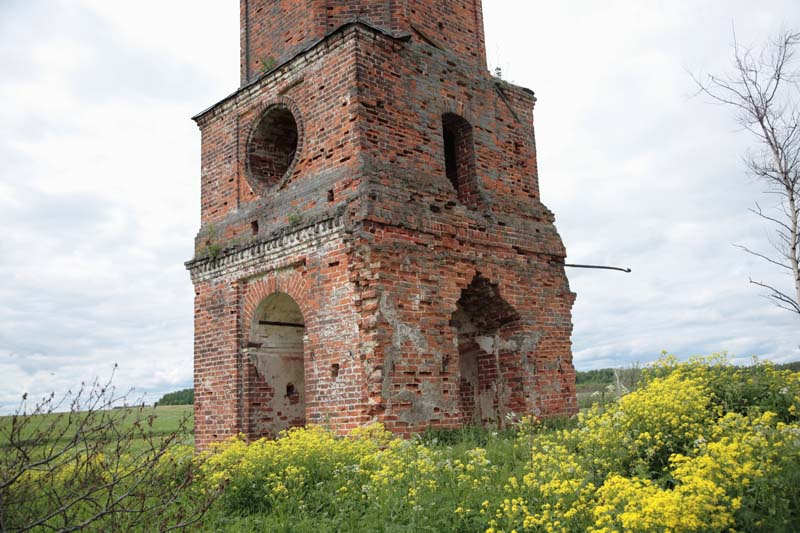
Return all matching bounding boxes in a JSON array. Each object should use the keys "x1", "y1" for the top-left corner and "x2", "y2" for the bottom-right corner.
[
  {"x1": 442, "y1": 113, "x2": 479, "y2": 207},
  {"x1": 450, "y1": 274, "x2": 520, "y2": 425},
  {"x1": 245, "y1": 291, "x2": 306, "y2": 436}
]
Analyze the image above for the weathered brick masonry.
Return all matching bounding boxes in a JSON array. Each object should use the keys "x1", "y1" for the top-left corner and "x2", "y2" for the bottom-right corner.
[{"x1": 188, "y1": 0, "x2": 577, "y2": 449}]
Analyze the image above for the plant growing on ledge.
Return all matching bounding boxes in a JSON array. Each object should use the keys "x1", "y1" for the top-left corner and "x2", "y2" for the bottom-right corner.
[
  {"x1": 287, "y1": 210, "x2": 304, "y2": 226},
  {"x1": 201, "y1": 223, "x2": 222, "y2": 260},
  {"x1": 259, "y1": 56, "x2": 277, "y2": 73},
  {"x1": 206, "y1": 242, "x2": 223, "y2": 260}
]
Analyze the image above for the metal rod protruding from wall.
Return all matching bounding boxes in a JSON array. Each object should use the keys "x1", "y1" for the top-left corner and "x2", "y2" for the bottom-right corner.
[{"x1": 565, "y1": 264, "x2": 632, "y2": 273}]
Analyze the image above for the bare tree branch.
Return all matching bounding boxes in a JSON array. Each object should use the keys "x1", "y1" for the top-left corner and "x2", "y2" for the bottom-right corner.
[
  {"x1": 733, "y1": 244, "x2": 792, "y2": 270},
  {"x1": 695, "y1": 28, "x2": 800, "y2": 318},
  {"x1": 750, "y1": 278, "x2": 800, "y2": 313},
  {"x1": 0, "y1": 373, "x2": 221, "y2": 531}
]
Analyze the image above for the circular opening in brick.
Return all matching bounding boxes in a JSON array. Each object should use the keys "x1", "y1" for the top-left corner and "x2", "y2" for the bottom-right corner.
[{"x1": 247, "y1": 105, "x2": 299, "y2": 189}]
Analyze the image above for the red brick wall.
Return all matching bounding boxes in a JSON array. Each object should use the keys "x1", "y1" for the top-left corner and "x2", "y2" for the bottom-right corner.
[
  {"x1": 190, "y1": 16, "x2": 575, "y2": 449},
  {"x1": 191, "y1": 222, "x2": 366, "y2": 448},
  {"x1": 240, "y1": 0, "x2": 326, "y2": 85},
  {"x1": 403, "y1": 0, "x2": 486, "y2": 69},
  {"x1": 192, "y1": 279, "x2": 241, "y2": 446},
  {"x1": 240, "y1": 0, "x2": 486, "y2": 85},
  {"x1": 198, "y1": 30, "x2": 362, "y2": 237},
  {"x1": 348, "y1": 224, "x2": 576, "y2": 435}
]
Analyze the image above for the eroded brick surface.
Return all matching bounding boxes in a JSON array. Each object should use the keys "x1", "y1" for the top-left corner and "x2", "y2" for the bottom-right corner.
[{"x1": 189, "y1": 2, "x2": 576, "y2": 449}]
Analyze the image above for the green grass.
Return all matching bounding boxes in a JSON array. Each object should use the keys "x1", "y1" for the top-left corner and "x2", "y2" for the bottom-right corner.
[
  {"x1": 5, "y1": 359, "x2": 797, "y2": 532},
  {"x1": 1, "y1": 404, "x2": 204, "y2": 532},
  {"x1": 0, "y1": 404, "x2": 194, "y2": 456}
]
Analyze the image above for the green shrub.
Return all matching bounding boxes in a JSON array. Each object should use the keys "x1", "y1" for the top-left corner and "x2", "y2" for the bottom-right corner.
[
  {"x1": 156, "y1": 388, "x2": 195, "y2": 406},
  {"x1": 0, "y1": 377, "x2": 216, "y2": 531}
]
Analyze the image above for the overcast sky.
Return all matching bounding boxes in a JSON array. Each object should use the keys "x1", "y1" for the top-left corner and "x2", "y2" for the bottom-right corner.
[{"x1": 1, "y1": 1, "x2": 799, "y2": 412}]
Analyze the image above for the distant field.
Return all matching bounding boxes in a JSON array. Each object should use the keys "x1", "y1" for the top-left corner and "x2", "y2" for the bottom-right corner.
[
  {"x1": 0, "y1": 404, "x2": 194, "y2": 454},
  {"x1": 5, "y1": 361, "x2": 796, "y2": 452},
  {"x1": 3, "y1": 359, "x2": 799, "y2": 531}
]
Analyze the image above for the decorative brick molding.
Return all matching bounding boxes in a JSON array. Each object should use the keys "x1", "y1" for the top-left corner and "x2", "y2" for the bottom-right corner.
[{"x1": 187, "y1": 215, "x2": 344, "y2": 282}]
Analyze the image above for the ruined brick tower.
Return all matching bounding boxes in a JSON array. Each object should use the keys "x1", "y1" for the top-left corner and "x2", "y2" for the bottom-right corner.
[{"x1": 187, "y1": 0, "x2": 577, "y2": 449}]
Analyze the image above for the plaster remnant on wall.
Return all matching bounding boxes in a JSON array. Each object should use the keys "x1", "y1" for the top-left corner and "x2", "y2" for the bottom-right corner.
[
  {"x1": 397, "y1": 380, "x2": 457, "y2": 425},
  {"x1": 478, "y1": 382, "x2": 499, "y2": 422},
  {"x1": 379, "y1": 292, "x2": 429, "y2": 352},
  {"x1": 511, "y1": 332, "x2": 541, "y2": 366},
  {"x1": 475, "y1": 335, "x2": 495, "y2": 354},
  {"x1": 379, "y1": 291, "x2": 430, "y2": 395}
]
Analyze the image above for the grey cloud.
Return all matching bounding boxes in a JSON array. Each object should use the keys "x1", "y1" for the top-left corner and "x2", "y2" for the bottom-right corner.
[
  {"x1": 493, "y1": 2, "x2": 800, "y2": 369},
  {"x1": 2, "y1": 1, "x2": 800, "y2": 414},
  {"x1": 0, "y1": 2, "x2": 211, "y2": 107}
]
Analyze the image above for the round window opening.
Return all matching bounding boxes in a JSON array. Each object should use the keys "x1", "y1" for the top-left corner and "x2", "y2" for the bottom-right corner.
[{"x1": 247, "y1": 105, "x2": 299, "y2": 190}]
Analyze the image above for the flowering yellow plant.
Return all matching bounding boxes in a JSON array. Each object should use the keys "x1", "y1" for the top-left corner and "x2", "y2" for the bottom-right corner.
[{"x1": 197, "y1": 356, "x2": 800, "y2": 532}]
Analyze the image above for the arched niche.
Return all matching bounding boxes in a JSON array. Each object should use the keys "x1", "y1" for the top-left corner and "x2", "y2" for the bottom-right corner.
[
  {"x1": 246, "y1": 291, "x2": 306, "y2": 435},
  {"x1": 450, "y1": 275, "x2": 520, "y2": 425}
]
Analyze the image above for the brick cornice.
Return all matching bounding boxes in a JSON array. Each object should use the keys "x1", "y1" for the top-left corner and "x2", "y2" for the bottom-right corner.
[{"x1": 186, "y1": 215, "x2": 345, "y2": 282}]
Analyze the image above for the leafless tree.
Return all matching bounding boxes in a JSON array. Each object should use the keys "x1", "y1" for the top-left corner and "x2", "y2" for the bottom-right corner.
[
  {"x1": 0, "y1": 367, "x2": 219, "y2": 531},
  {"x1": 695, "y1": 29, "x2": 800, "y2": 316}
]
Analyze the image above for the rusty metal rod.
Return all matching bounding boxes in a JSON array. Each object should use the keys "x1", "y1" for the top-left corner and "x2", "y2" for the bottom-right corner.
[{"x1": 565, "y1": 263, "x2": 632, "y2": 273}]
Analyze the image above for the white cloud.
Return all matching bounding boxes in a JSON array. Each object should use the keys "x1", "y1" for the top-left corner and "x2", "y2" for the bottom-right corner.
[
  {"x1": 0, "y1": 1, "x2": 798, "y2": 413},
  {"x1": 0, "y1": 0, "x2": 238, "y2": 412},
  {"x1": 484, "y1": 0, "x2": 800, "y2": 369}
]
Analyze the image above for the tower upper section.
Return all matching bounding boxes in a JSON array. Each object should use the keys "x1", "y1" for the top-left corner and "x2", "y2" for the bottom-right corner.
[{"x1": 240, "y1": 0, "x2": 486, "y2": 85}]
